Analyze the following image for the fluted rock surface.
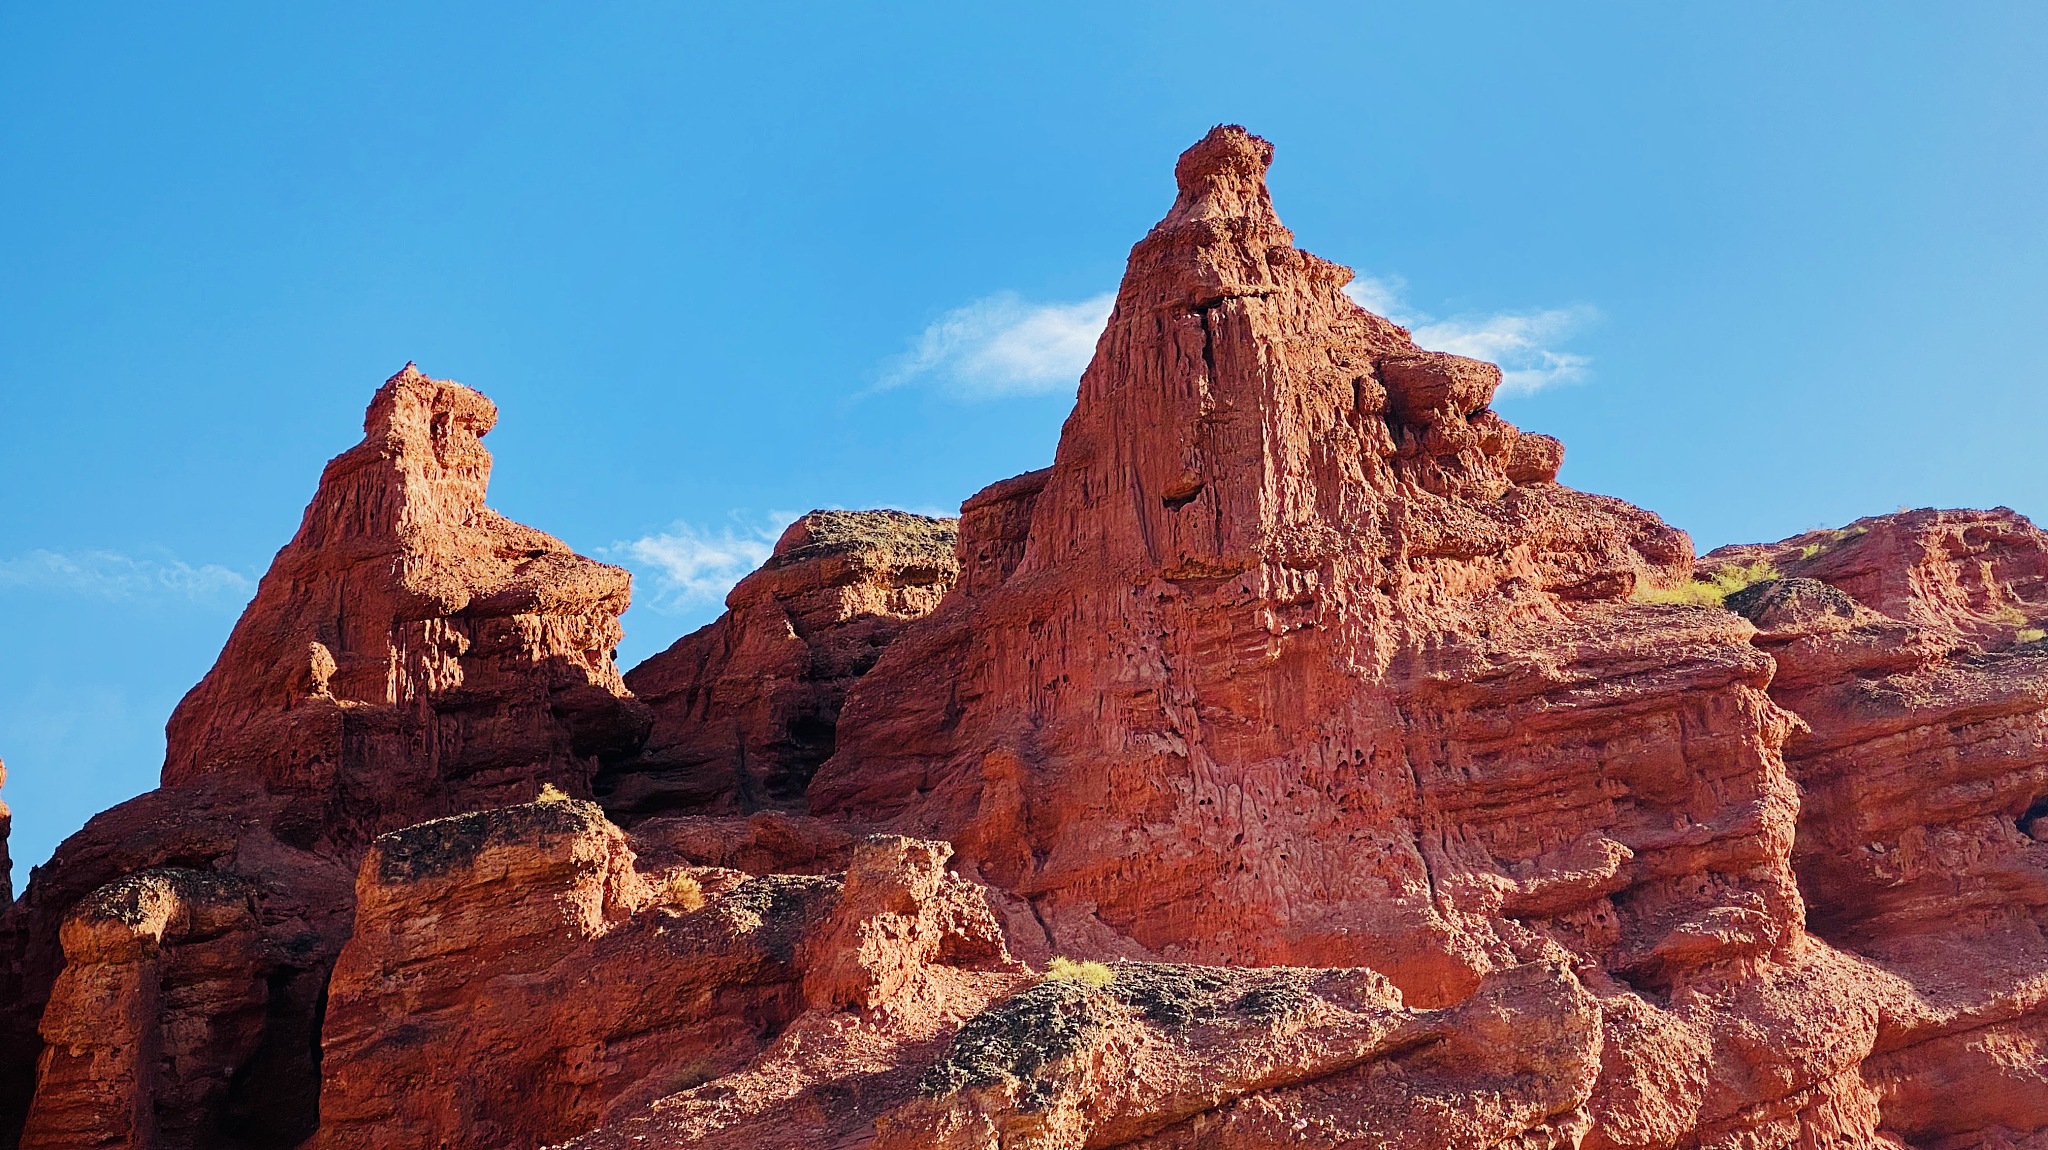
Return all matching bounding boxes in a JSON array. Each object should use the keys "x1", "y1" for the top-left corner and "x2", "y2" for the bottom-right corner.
[{"x1": 1708, "y1": 510, "x2": 2048, "y2": 1148}]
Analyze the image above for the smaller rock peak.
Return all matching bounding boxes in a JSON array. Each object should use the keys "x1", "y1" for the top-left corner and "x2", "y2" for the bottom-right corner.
[
  {"x1": 1174, "y1": 124, "x2": 1273, "y2": 191},
  {"x1": 770, "y1": 509, "x2": 959, "y2": 567},
  {"x1": 363, "y1": 363, "x2": 499, "y2": 446},
  {"x1": 1163, "y1": 125, "x2": 1279, "y2": 232}
]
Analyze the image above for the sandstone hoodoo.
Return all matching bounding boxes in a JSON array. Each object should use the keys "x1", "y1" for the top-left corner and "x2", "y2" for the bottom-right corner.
[{"x1": 2, "y1": 127, "x2": 2045, "y2": 1149}]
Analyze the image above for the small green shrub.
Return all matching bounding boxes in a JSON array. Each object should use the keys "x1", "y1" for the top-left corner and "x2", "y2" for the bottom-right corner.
[
  {"x1": 2019, "y1": 628, "x2": 2046, "y2": 644},
  {"x1": 1635, "y1": 561, "x2": 1782, "y2": 608},
  {"x1": 1799, "y1": 543, "x2": 1823, "y2": 560},
  {"x1": 1993, "y1": 605, "x2": 2028, "y2": 626},
  {"x1": 1044, "y1": 957, "x2": 1116, "y2": 988},
  {"x1": 535, "y1": 782, "x2": 572, "y2": 803}
]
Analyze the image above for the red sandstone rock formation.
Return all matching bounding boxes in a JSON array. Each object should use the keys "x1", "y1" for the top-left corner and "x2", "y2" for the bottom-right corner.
[
  {"x1": 0, "y1": 366, "x2": 645, "y2": 1148},
  {"x1": 606, "y1": 510, "x2": 957, "y2": 820},
  {"x1": 165, "y1": 363, "x2": 648, "y2": 835},
  {"x1": 20, "y1": 870, "x2": 265, "y2": 1150},
  {"x1": 788, "y1": 127, "x2": 2044, "y2": 1145},
  {"x1": 1703, "y1": 510, "x2": 2048, "y2": 1148},
  {"x1": 2, "y1": 128, "x2": 2046, "y2": 1150},
  {"x1": 820, "y1": 116, "x2": 1785, "y2": 1011}
]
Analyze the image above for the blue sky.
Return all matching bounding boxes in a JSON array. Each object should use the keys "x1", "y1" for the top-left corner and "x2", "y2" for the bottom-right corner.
[{"x1": 3, "y1": 3, "x2": 2044, "y2": 885}]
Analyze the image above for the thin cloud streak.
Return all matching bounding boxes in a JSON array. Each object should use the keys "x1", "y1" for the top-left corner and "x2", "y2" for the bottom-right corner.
[
  {"x1": 877, "y1": 275, "x2": 1590, "y2": 402},
  {"x1": 875, "y1": 292, "x2": 1115, "y2": 400},
  {"x1": 0, "y1": 549, "x2": 252, "y2": 602},
  {"x1": 605, "y1": 519, "x2": 783, "y2": 613},
  {"x1": 1344, "y1": 276, "x2": 1596, "y2": 396}
]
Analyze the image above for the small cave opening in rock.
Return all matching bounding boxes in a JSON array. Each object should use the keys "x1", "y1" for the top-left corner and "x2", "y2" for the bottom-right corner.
[
  {"x1": 765, "y1": 714, "x2": 839, "y2": 804},
  {"x1": 2020, "y1": 795, "x2": 2048, "y2": 841}
]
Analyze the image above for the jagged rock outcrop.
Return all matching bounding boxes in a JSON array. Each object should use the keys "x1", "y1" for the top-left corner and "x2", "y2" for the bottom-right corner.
[
  {"x1": 20, "y1": 870, "x2": 265, "y2": 1150},
  {"x1": 0, "y1": 366, "x2": 646, "y2": 1147},
  {"x1": 315, "y1": 803, "x2": 1016, "y2": 1149},
  {"x1": 604, "y1": 510, "x2": 956, "y2": 821},
  {"x1": 164, "y1": 363, "x2": 648, "y2": 831},
  {"x1": 877, "y1": 959, "x2": 1601, "y2": 1150},
  {"x1": 310, "y1": 795, "x2": 1611, "y2": 1150}
]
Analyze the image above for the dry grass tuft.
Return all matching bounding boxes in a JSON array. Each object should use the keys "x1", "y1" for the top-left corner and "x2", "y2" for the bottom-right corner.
[
  {"x1": 1044, "y1": 957, "x2": 1116, "y2": 988},
  {"x1": 1635, "y1": 561, "x2": 1782, "y2": 608}
]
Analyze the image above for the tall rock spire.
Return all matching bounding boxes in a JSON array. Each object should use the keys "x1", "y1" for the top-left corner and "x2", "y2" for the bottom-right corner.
[{"x1": 813, "y1": 125, "x2": 1778, "y2": 1012}]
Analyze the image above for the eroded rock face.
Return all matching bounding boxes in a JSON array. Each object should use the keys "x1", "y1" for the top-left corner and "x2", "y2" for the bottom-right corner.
[
  {"x1": 20, "y1": 869, "x2": 265, "y2": 1150},
  {"x1": 604, "y1": 510, "x2": 957, "y2": 821},
  {"x1": 165, "y1": 363, "x2": 647, "y2": 835},
  {"x1": 806, "y1": 125, "x2": 1844, "y2": 1140},
  {"x1": 314, "y1": 803, "x2": 1016, "y2": 1150},
  {"x1": 0, "y1": 366, "x2": 646, "y2": 1148},
  {"x1": 880, "y1": 959, "x2": 1601, "y2": 1150},
  {"x1": 1707, "y1": 510, "x2": 2048, "y2": 1148}
]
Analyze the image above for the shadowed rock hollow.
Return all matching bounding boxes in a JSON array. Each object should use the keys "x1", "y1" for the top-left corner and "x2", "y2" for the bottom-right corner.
[{"x1": 2, "y1": 127, "x2": 2045, "y2": 1150}]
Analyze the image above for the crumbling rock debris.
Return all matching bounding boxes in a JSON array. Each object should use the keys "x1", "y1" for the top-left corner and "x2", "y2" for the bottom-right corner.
[{"x1": 1, "y1": 127, "x2": 2045, "y2": 1150}]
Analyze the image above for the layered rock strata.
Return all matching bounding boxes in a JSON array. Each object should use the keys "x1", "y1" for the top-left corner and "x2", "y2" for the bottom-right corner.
[
  {"x1": 306, "y1": 795, "x2": 1612, "y2": 1150},
  {"x1": 808, "y1": 124, "x2": 1853, "y2": 1139},
  {"x1": 1706, "y1": 510, "x2": 2048, "y2": 1148},
  {"x1": 0, "y1": 366, "x2": 644, "y2": 1147},
  {"x1": 605, "y1": 510, "x2": 957, "y2": 820}
]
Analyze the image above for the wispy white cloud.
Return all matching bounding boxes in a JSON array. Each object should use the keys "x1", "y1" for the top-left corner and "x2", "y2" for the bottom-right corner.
[
  {"x1": 1344, "y1": 276, "x2": 1595, "y2": 396},
  {"x1": 874, "y1": 277, "x2": 1588, "y2": 402},
  {"x1": 605, "y1": 518, "x2": 785, "y2": 613},
  {"x1": 875, "y1": 292, "x2": 1116, "y2": 400},
  {"x1": 0, "y1": 549, "x2": 252, "y2": 602}
]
